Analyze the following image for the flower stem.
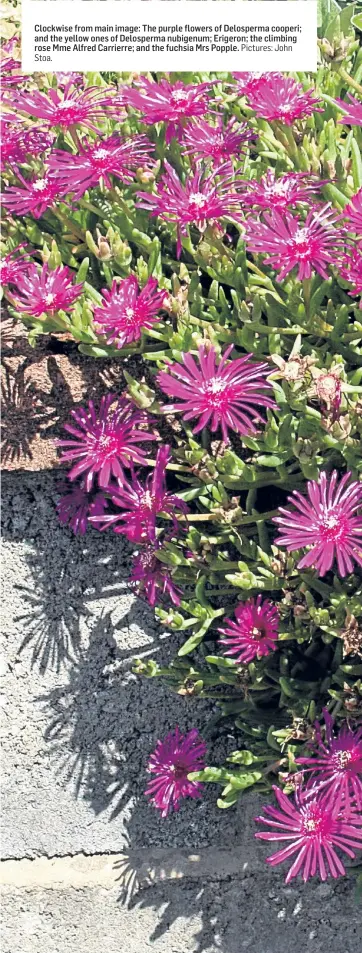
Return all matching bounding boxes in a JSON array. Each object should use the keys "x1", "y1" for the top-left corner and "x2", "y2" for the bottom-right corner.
[
  {"x1": 145, "y1": 457, "x2": 192, "y2": 473},
  {"x1": 300, "y1": 573, "x2": 332, "y2": 598},
  {"x1": 70, "y1": 127, "x2": 83, "y2": 153},
  {"x1": 179, "y1": 508, "x2": 279, "y2": 524},
  {"x1": 201, "y1": 427, "x2": 211, "y2": 452},
  {"x1": 78, "y1": 199, "x2": 109, "y2": 220},
  {"x1": 337, "y1": 67, "x2": 362, "y2": 97},
  {"x1": 303, "y1": 278, "x2": 312, "y2": 321},
  {"x1": 52, "y1": 209, "x2": 84, "y2": 241}
]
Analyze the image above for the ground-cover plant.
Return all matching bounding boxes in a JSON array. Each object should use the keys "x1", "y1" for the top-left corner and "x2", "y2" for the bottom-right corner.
[{"x1": 1, "y1": 2, "x2": 362, "y2": 885}]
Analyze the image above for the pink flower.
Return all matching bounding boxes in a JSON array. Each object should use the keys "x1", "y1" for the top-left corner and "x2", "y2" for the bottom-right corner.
[
  {"x1": 123, "y1": 78, "x2": 213, "y2": 143},
  {"x1": 181, "y1": 116, "x2": 255, "y2": 168},
  {"x1": 344, "y1": 188, "x2": 362, "y2": 236},
  {"x1": 0, "y1": 245, "x2": 31, "y2": 286},
  {"x1": 157, "y1": 345, "x2": 276, "y2": 443},
  {"x1": 246, "y1": 205, "x2": 343, "y2": 281},
  {"x1": 255, "y1": 785, "x2": 362, "y2": 882},
  {"x1": 241, "y1": 169, "x2": 325, "y2": 213},
  {"x1": 49, "y1": 134, "x2": 155, "y2": 200},
  {"x1": 11, "y1": 263, "x2": 83, "y2": 317},
  {"x1": 218, "y1": 596, "x2": 279, "y2": 664},
  {"x1": 1, "y1": 171, "x2": 60, "y2": 218},
  {"x1": 336, "y1": 94, "x2": 362, "y2": 128},
  {"x1": 246, "y1": 75, "x2": 322, "y2": 125},
  {"x1": 93, "y1": 275, "x2": 166, "y2": 348},
  {"x1": 232, "y1": 72, "x2": 280, "y2": 97},
  {"x1": 130, "y1": 543, "x2": 182, "y2": 607},
  {"x1": 273, "y1": 470, "x2": 362, "y2": 577},
  {"x1": 10, "y1": 81, "x2": 116, "y2": 133},
  {"x1": 56, "y1": 481, "x2": 107, "y2": 536},
  {"x1": 90, "y1": 445, "x2": 188, "y2": 542},
  {"x1": 338, "y1": 247, "x2": 362, "y2": 308},
  {"x1": 145, "y1": 727, "x2": 207, "y2": 817},
  {"x1": 138, "y1": 160, "x2": 244, "y2": 257},
  {"x1": 58, "y1": 395, "x2": 156, "y2": 491},
  {"x1": 296, "y1": 710, "x2": 362, "y2": 817},
  {"x1": 0, "y1": 117, "x2": 53, "y2": 171}
]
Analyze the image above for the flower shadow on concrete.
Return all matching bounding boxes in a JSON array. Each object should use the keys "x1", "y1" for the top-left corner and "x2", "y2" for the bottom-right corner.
[
  {"x1": 3, "y1": 468, "x2": 147, "y2": 671},
  {"x1": 112, "y1": 845, "x2": 360, "y2": 953},
  {"x1": 1, "y1": 321, "x2": 126, "y2": 471},
  {"x1": 39, "y1": 602, "x2": 172, "y2": 815},
  {"x1": 14, "y1": 539, "x2": 131, "y2": 673},
  {"x1": 38, "y1": 605, "x2": 257, "y2": 953},
  {"x1": 1, "y1": 361, "x2": 56, "y2": 465}
]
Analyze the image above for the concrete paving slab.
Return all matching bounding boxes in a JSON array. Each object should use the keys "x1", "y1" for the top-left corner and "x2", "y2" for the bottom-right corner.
[
  {"x1": 1, "y1": 471, "x2": 250, "y2": 859},
  {"x1": 1, "y1": 866, "x2": 361, "y2": 953}
]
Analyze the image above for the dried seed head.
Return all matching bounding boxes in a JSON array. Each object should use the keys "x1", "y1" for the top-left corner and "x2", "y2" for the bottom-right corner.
[{"x1": 341, "y1": 613, "x2": 362, "y2": 657}]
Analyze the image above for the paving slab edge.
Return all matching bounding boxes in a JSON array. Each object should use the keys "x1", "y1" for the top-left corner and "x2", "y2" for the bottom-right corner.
[{"x1": 0, "y1": 848, "x2": 256, "y2": 890}]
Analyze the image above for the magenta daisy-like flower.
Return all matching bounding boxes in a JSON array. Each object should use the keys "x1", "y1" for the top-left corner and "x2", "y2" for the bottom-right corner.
[
  {"x1": 273, "y1": 470, "x2": 362, "y2": 577},
  {"x1": 157, "y1": 345, "x2": 275, "y2": 443},
  {"x1": 93, "y1": 275, "x2": 167, "y2": 349},
  {"x1": 181, "y1": 116, "x2": 255, "y2": 169},
  {"x1": 58, "y1": 395, "x2": 156, "y2": 491},
  {"x1": 338, "y1": 247, "x2": 362, "y2": 308},
  {"x1": 130, "y1": 543, "x2": 182, "y2": 607},
  {"x1": 232, "y1": 72, "x2": 280, "y2": 97},
  {"x1": 0, "y1": 245, "x2": 31, "y2": 286},
  {"x1": 138, "y1": 160, "x2": 244, "y2": 257},
  {"x1": 56, "y1": 481, "x2": 107, "y2": 536},
  {"x1": 11, "y1": 263, "x2": 83, "y2": 317},
  {"x1": 90, "y1": 445, "x2": 188, "y2": 543},
  {"x1": 123, "y1": 77, "x2": 213, "y2": 143},
  {"x1": 336, "y1": 94, "x2": 362, "y2": 128},
  {"x1": 241, "y1": 169, "x2": 325, "y2": 213},
  {"x1": 49, "y1": 134, "x2": 155, "y2": 200},
  {"x1": 296, "y1": 710, "x2": 362, "y2": 817},
  {"x1": 218, "y1": 596, "x2": 279, "y2": 664},
  {"x1": 255, "y1": 785, "x2": 362, "y2": 883},
  {"x1": 1, "y1": 171, "x2": 60, "y2": 219},
  {"x1": 145, "y1": 727, "x2": 207, "y2": 817},
  {"x1": 246, "y1": 205, "x2": 343, "y2": 281},
  {"x1": 344, "y1": 188, "x2": 362, "y2": 237},
  {"x1": 10, "y1": 81, "x2": 116, "y2": 134},
  {"x1": 0, "y1": 117, "x2": 53, "y2": 172},
  {"x1": 246, "y1": 75, "x2": 322, "y2": 125}
]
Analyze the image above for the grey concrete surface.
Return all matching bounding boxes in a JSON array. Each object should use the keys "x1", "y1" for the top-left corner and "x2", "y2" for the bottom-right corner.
[
  {"x1": 1, "y1": 471, "x2": 246, "y2": 858},
  {"x1": 1, "y1": 872, "x2": 361, "y2": 953},
  {"x1": 1, "y1": 471, "x2": 362, "y2": 953}
]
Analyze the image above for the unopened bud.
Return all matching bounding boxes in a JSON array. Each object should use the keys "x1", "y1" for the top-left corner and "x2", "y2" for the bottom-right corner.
[
  {"x1": 98, "y1": 241, "x2": 112, "y2": 261},
  {"x1": 294, "y1": 437, "x2": 315, "y2": 462},
  {"x1": 326, "y1": 159, "x2": 336, "y2": 180},
  {"x1": 136, "y1": 167, "x2": 157, "y2": 184},
  {"x1": 319, "y1": 34, "x2": 355, "y2": 63},
  {"x1": 112, "y1": 237, "x2": 132, "y2": 267},
  {"x1": 319, "y1": 38, "x2": 334, "y2": 59}
]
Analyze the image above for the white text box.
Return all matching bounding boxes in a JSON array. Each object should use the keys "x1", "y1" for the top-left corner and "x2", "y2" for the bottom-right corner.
[{"x1": 22, "y1": 1, "x2": 318, "y2": 73}]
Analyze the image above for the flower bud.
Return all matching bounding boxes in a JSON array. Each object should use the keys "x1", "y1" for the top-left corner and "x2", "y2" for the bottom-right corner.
[
  {"x1": 319, "y1": 34, "x2": 355, "y2": 63},
  {"x1": 112, "y1": 237, "x2": 132, "y2": 268},
  {"x1": 136, "y1": 167, "x2": 157, "y2": 185}
]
